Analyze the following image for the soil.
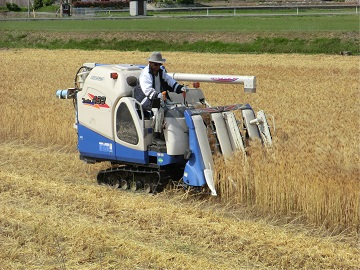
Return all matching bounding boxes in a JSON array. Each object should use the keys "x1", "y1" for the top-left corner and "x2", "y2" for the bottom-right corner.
[{"x1": 6, "y1": 30, "x2": 359, "y2": 44}]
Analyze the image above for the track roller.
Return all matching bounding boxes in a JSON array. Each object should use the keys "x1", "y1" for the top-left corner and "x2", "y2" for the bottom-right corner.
[
  {"x1": 144, "y1": 183, "x2": 152, "y2": 193},
  {"x1": 121, "y1": 179, "x2": 129, "y2": 190},
  {"x1": 130, "y1": 181, "x2": 143, "y2": 191}
]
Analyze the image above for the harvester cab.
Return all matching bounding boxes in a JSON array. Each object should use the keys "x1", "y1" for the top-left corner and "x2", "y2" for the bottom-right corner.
[{"x1": 56, "y1": 63, "x2": 274, "y2": 195}]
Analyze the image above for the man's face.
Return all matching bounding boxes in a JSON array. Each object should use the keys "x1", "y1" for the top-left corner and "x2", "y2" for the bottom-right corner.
[{"x1": 149, "y1": 62, "x2": 162, "y2": 73}]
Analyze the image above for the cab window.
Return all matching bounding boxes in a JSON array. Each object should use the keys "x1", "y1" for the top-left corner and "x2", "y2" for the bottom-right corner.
[{"x1": 116, "y1": 102, "x2": 138, "y2": 145}]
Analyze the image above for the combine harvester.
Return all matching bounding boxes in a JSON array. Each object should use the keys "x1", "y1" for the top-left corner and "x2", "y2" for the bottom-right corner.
[{"x1": 56, "y1": 63, "x2": 274, "y2": 195}]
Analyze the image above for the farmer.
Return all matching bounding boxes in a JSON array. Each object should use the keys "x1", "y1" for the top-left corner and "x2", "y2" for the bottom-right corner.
[{"x1": 134, "y1": 51, "x2": 186, "y2": 146}]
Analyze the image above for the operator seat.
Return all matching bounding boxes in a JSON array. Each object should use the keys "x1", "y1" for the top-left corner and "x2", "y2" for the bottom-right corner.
[
  {"x1": 126, "y1": 75, "x2": 157, "y2": 120},
  {"x1": 126, "y1": 75, "x2": 138, "y2": 98}
]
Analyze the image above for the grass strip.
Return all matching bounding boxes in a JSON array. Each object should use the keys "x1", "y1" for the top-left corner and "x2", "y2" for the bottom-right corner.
[
  {"x1": 0, "y1": 15, "x2": 358, "y2": 32},
  {"x1": 0, "y1": 33, "x2": 358, "y2": 54}
]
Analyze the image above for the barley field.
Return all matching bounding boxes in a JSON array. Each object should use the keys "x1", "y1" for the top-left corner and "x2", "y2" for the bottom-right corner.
[{"x1": 0, "y1": 49, "x2": 359, "y2": 269}]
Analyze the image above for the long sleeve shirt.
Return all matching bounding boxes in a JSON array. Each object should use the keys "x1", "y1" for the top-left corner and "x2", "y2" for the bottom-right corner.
[{"x1": 138, "y1": 65, "x2": 182, "y2": 100}]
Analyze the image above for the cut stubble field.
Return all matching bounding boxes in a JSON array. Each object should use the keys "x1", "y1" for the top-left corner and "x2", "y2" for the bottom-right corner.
[{"x1": 0, "y1": 49, "x2": 359, "y2": 269}]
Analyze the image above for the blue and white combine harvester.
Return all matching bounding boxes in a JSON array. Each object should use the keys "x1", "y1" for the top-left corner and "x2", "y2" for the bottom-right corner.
[{"x1": 56, "y1": 63, "x2": 274, "y2": 195}]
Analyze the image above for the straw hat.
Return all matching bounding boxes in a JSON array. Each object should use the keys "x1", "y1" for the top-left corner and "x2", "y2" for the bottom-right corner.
[{"x1": 147, "y1": 52, "x2": 166, "y2": 63}]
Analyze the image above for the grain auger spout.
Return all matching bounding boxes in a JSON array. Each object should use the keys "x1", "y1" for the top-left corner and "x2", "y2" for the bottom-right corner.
[
  {"x1": 55, "y1": 62, "x2": 274, "y2": 196},
  {"x1": 168, "y1": 73, "x2": 256, "y2": 93}
]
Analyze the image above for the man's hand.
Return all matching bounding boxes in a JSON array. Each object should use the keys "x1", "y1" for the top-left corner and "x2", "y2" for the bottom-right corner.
[
  {"x1": 157, "y1": 92, "x2": 166, "y2": 107},
  {"x1": 181, "y1": 86, "x2": 189, "y2": 93},
  {"x1": 176, "y1": 84, "x2": 187, "y2": 94},
  {"x1": 157, "y1": 92, "x2": 164, "y2": 100}
]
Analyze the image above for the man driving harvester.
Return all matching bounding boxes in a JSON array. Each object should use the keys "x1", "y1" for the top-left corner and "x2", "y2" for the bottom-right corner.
[{"x1": 134, "y1": 52, "x2": 187, "y2": 146}]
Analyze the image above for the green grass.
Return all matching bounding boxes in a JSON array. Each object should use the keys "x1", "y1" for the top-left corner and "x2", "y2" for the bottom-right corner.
[
  {"x1": 0, "y1": 15, "x2": 358, "y2": 32},
  {"x1": 0, "y1": 33, "x2": 358, "y2": 55},
  {"x1": 0, "y1": 15, "x2": 358, "y2": 54},
  {"x1": 36, "y1": 5, "x2": 59, "y2": 12}
]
